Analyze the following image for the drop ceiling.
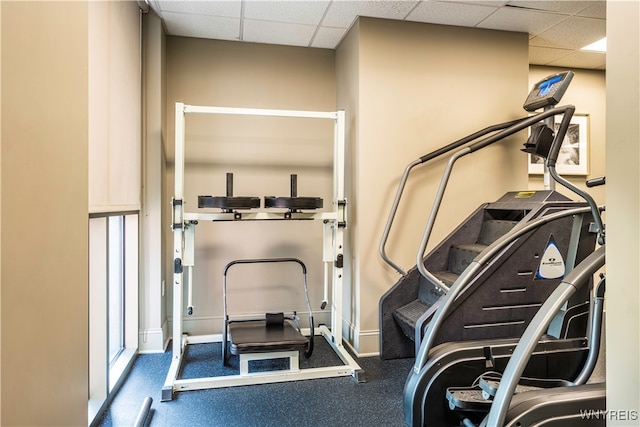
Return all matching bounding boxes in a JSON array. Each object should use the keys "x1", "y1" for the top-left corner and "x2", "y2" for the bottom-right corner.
[{"x1": 148, "y1": 0, "x2": 606, "y2": 70}]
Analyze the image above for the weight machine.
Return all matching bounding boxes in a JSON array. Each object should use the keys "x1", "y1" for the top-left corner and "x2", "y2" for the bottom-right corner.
[{"x1": 162, "y1": 103, "x2": 363, "y2": 401}]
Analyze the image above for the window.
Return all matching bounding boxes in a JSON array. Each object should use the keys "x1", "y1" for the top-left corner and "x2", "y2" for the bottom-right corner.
[
  {"x1": 89, "y1": 212, "x2": 139, "y2": 425},
  {"x1": 108, "y1": 216, "x2": 125, "y2": 367}
]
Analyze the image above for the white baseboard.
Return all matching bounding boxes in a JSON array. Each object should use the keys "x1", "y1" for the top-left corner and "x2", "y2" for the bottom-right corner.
[
  {"x1": 138, "y1": 327, "x2": 166, "y2": 354},
  {"x1": 343, "y1": 319, "x2": 380, "y2": 357},
  {"x1": 167, "y1": 310, "x2": 333, "y2": 339},
  {"x1": 156, "y1": 313, "x2": 381, "y2": 357}
]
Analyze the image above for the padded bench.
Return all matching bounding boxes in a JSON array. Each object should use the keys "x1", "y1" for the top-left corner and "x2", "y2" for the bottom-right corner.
[{"x1": 228, "y1": 318, "x2": 309, "y2": 375}]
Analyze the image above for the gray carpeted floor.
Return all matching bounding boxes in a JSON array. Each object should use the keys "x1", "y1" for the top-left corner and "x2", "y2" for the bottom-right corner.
[{"x1": 97, "y1": 339, "x2": 415, "y2": 427}]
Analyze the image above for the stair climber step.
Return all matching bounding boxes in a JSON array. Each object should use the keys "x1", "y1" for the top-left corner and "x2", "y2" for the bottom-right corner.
[
  {"x1": 446, "y1": 386, "x2": 492, "y2": 412},
  {"x1": 393, "y1": 299, "x2": 431, "y2": 340},
  {"x1": 479, "y1": 374, "x2": 572, "y2": 398},
  {"x1": 448, "y1": 243, "x2": 488, "y2": 275},
  {"x1": 477, "y1": 219, "x2": 519, "y2": 246},
  {"x1": 390, "y1": 218, "x2": 519, "y2": 344},
  {"x1": 432, "y1": 270, "x2": 458, "y2": 288}
]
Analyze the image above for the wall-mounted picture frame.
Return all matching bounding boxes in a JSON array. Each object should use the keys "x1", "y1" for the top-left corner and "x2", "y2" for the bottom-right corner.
[{"x1": 528, "y1": 113, "x2": 589, "y2": 175}]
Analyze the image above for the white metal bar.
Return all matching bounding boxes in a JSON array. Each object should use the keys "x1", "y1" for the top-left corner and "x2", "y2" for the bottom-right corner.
[
  {"x1": 171, "y1": 237, "x2": 183, "y2": 358},
  {"x1": 183, "y1": 224, "x2": 195, "y2": 266},
  {"x1": 332, "y1": 225, "x2": 345, "y2": 346},
  {"x1": 164, "y1": 326, "x2": 361, "y2": 397},
  {"x1": 174, "y1": 102, "x2": 186, "y2": 200},
  {"x1": 239, "y1": 351, "x2": 299, "y2": 375},
  {"x1": 183, "y1": 211, "x2": 338, "y2": 222},
  {"x1": 185, "y1": 333, "x2": 223, "y2": 344},
  {"x1": 183, "y1": 104, "x2": 338, "y2": 120},
  {"x1": 317, "y1": 324, "x2": 361, "y2": 374},
  {"x1": 161, "y1": 335, "x2": 187, "y2": 401},
  {"x1": 335, "y1": 110, "x2": 346, "y2": 201},
  {"x1": 331, "y1": 110, "x2": 347, "y2": 346},
  {"x1": 184, "y1": 224, "x2": 195, "y2": 314},
  {"x1": 173, "y1": 364, "x2": 354, "y2": 392}
]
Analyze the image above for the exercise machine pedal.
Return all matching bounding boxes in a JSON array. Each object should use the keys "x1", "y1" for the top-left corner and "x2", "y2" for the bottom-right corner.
[
  {"x1": 446, "y1": 386, "x2": 492, "y2": 412},
  {"x1": 478, "y1": 372, "x2": 571, "y2": 399}
]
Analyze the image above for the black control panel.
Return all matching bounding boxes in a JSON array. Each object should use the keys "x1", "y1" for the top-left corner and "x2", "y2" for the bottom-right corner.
[{"x1": 523, "y1": 70, "x2": 574, "y2": 112}]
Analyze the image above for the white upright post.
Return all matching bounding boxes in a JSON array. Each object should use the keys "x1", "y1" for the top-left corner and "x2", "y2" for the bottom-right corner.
[
  {"x1": 173, "y1": 102, "x2": 186, "y2": 359},
  {"x1": 162, "y1": 102, "x2": 187, "y2": 401},
  {"x1": 332, "y1": 110, "x2": 346, "y2": 347}
]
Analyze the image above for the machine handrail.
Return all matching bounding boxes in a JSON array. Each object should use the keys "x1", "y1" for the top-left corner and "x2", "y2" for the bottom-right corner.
[
  {"x1": 483, "y1": 245, "x2": 605, "y2": 427},
  {"x1": 545, "y1": 108, "x2": 605, "y2": 244},
  {"x1": 412, "y1": 204, "x2": 598, "y2": 372},
  {"x1": 415, "y1": 105, "x2": 576, "y2": 292},
  {"x1": 481, "y1": 115, "x2": 607, "y2": 426},
  {"x1": 379, "y1": 118, "x2": 529, "y2": 276}
]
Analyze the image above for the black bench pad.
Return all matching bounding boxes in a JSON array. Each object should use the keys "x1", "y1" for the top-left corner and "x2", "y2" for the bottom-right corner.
[{"x1": 229, "y1": 320, "x2": 309, "y2": 355}]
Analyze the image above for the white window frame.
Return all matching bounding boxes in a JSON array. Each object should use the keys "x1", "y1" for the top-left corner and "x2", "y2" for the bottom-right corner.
[{"x1": 89, "y1": 212, "x2": 139, "y2": 426}]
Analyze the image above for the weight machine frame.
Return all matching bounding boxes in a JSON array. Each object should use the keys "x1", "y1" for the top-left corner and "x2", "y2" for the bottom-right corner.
[{"x1": 162, "y1": 103, "x2": 363, "y2": 401}]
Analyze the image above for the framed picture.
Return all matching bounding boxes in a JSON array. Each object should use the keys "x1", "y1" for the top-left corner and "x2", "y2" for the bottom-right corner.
[{"x1": 528, "y1": 113, "x2": 589, "y2": 175}]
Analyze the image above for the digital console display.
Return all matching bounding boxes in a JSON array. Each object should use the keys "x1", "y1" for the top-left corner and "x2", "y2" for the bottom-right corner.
[{"x1": 537, "y1": 74, "x2": 564, "y2": 96}]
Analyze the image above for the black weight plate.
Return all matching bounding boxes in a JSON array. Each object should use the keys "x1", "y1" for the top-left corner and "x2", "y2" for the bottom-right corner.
[
  {"x1": 198, "y1": 196, "x2": 261, "y2": 209},
  {"x1": 264, "y1": 196, "x2": 323, "y2": 210}
]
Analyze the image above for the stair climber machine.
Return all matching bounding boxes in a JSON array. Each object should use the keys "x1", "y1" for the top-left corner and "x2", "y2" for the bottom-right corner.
[
  {"x1": 375, "y1": 71, "x2": 605, "y2": 426},
  {"x1": 379, "y1": 70, "x2": 596, "y2": 362},
  {"x1": 479, "y1": 174, "x2": 605, "y2": 426}
]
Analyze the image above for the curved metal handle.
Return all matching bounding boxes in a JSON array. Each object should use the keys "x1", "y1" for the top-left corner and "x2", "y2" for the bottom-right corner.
[
  {"x1": 413, "y1": 205, "x2": 596, "y2": 371},
  {"x1": 222, "y1": 257, "x2": 315, "y2": 359},
  {"x1": 545, "y1": 106, "x2": 605, "y2": 244},
  {"x1": 414, "y1": 106, "x2": 576, "y2": 290},
  {"x1": 484, "y1": 245, "x2": 605, "y2": 426},
  {"x1": 379, "y1": 160, "x2": 422, "y2": 276},
  {"x1": 379, "y1": 118, "x2": 528, "y2": 277},
  {"x1": 223, "y1": 257, "x2": 307, "y2": 275}
]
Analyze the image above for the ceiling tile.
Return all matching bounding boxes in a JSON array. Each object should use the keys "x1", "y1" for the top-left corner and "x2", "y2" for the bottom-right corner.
[
  {"x1": 244, "y1": 1, "x2": 331, "y2": 25},
  {"x1": 322, "y1": 1, "x2": 419, "y2": 29},
  {"x1": 505, "y1": 1, "x2": 596, "y2": 15},
  {"x1": 576, "y1": 1, "x2": 606, "y2": 19},
  {"x1": 435, "y1": 0, "x2": 508, "y2": 6},
  {"x1": 155, "y1": 0, "x2": 241, "y2": 18},
  {"x1": 528, "y1": 45, "x2": 572, "y2": 66},
  {"x1": 530, "y1": 16, "x2": 605, "y2": 49},
  {"x1": 152, "y1": 0, "x2": 608, "y2": 71},
  {"x1": 311, "y1": 26, "x2": 348, "y2": 49},
  {"x1": 547, "y1": 50, "x2": 606, "y2": 69},
  {"x1": 242, "y1": 19, "x2": 317, "y2": 47},
  {"x1": 477, "y1": 6, "x2": 568, "y2": 34},
  {"x1": 407, "y1": 1, "x2": 498, "y2": 27},
  {"x1": 163, "y1": 11, "x2": 240, "y2": 40}
]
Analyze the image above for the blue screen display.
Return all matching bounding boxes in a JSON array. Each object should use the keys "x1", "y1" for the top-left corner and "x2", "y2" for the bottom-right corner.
[{"x1": 537, "y1": 75, "x2": 564, "y2": 96}]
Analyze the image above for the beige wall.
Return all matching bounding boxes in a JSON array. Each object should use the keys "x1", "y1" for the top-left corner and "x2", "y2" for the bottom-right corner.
[
  {"x1": 335, "y1": 19, "x2": 361, "y2": 346},
  {"x1": 163, "y1": 20, "x2": 530, "y2": 354},
  {"x1": 89, "y1": 1, "x2": 142, "y2": 213},
  {"x1": 528, "y1": 66, "x2": 606, "y2": 206},
  {"x1": 140, "y1": 10, "x2": 168, "y2": 353},
  {"x1": 606, "y1": 1, "x2": 640, "y2": 423},
  {"x1": 1, "y1": 2, "x2": 88, "y2": 425},
  {"x1": 339, "y1": 18, "x2": 529, "y2": 353},
  {"x1": 165, "y1": 38, "x2": 337, "y2": 335}
]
